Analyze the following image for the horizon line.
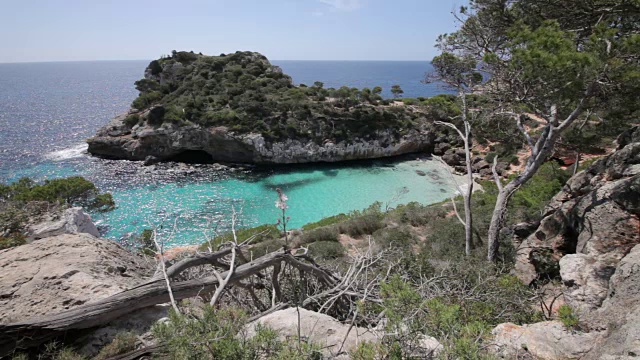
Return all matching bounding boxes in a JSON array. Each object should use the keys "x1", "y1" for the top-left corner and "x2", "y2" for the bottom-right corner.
[{"x1": 0, "y1": 58, "x2": 431, "y2": 65}]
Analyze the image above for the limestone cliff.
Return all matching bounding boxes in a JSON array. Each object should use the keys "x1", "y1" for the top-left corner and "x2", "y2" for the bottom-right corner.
[
  {"x1": 87, "y1": 51, "x2": 436, "y2": 164},
  {"x1": 87, "y1": 113, "x2": 435, "y2": 164},
  {"x1": 492, "y1": 126, "x2": 640, "y2": 359}
]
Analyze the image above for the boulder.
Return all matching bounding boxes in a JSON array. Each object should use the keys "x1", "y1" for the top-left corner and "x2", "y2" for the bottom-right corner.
[
  {"x1": 143, "y1": 155, "x2": 160, "y2": 166},
  {"x1": 433, "y1": 142, "x2": 450, "y2": 155},
  {"x1": 0, "y1": 233, "x2": 152, "y2": 323},
  {"x1": 560, "y1": 254, "x2": 614, "y2": 312},
  {"x1": 472, "y1": 159, "x2": 491, "y2": 171},
  {"x1": 495, "y1": 126, "x2": 640, "y2": 360},
  {"x1": 511, "y1": 222, "x2": 539, "y2": 240},
  {"x1": 247, "y1": 308, "x2": 442, "y2": 359},
  {"x1": 246, "y1": 308, "x2": 378, "y2": 358},
  {"x1": 491, "y1": 321, "x2": 600, "y2": 359},
  {"x1": 27, "y1": 207, "x2": 100, "y2": 241},
  {"x1": 440, "y1": 153, "x2": 461, "y2": 166}
]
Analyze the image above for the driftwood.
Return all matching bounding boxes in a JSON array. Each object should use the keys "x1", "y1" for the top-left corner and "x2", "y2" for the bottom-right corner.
[{"x1": 0, "y1": 249, "x2": 339, "y2": 357}]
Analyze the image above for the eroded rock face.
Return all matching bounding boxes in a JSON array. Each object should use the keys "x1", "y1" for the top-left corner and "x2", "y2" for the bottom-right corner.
[
  {"x1": 584, "y1": 244, "x2": 640, "y2": 360},
  {"x1": 514, "y1": 126, "x2": 640, "y2": 288},
  {"x1": 87, "y1": 115, "x2": 436, "y2": 164},
  {"x1": 0, "y1": 233, "x2": 152, "y2": 323},
  {"x1": 27, "y1": 207, "x2": 100, "y2": 241},
  {"x1": 495, "y1": 126, "x2": 640, "y2": 360}
]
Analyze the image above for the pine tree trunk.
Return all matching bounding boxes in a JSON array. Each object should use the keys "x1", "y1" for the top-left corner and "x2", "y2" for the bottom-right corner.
[
  {"x1": 486, "y1": 184, "x2": 516, "y2": 261},
  {"x1": 464, "y1": 135, "x2": 474, "y2": 256}
]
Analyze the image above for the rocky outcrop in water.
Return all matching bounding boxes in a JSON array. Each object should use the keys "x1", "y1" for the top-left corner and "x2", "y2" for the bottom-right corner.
[
  {"x1": 87, "y1": 51, "x2": 438, "y2": 164},
  {"x1": 87, "y1": 114, "x2": 435, "y2": 164},
  {"x1": 492, "y1": 126, "x2": 640, "y2": 359}
]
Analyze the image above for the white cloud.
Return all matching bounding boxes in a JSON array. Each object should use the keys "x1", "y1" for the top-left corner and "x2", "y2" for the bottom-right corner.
[
  {"x1": 312, "y1": 11, "x2": 325, "y2": 17},
  {"x1": 318, "y1": 0, "x2": 363, "y2": 11}
]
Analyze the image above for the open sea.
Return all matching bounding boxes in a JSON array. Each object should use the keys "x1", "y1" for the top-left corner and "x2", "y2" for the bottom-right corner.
[{"x1": 0, "y1": 60, "x2": 458, "y2": 247}]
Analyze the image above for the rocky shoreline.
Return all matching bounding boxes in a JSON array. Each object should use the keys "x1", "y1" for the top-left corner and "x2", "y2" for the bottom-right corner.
[{"x1": 86, "y1": 112, "x2": 437, "y2": 164}]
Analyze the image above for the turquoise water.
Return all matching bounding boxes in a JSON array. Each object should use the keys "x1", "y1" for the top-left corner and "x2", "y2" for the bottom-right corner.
[
  {"x1": 0, "y1": 60, "x2": 457, "y2": 247},
  {"x1": 5, "y1": 154, "x2": 460, "y2": 247},
  {"x1": 88, "y1": 158, "x2": 458, "y2": 247}
]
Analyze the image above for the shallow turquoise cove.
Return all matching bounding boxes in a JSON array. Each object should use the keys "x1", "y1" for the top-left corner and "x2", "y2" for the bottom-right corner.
[
  {"x1": 3, "y1": 150, "x2": 462, "y2": 248},
  {"x1": 90, "y1": 159, "x2": 459, "y2": 247}
]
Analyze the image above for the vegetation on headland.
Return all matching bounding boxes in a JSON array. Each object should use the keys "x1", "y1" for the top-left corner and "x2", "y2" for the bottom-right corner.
[
  {"x1": 0, "y1": 177, "x2": 114, "y2": 250},
  {"x1": 126, "y1": 51, "x2": 428, "y2": 144}
]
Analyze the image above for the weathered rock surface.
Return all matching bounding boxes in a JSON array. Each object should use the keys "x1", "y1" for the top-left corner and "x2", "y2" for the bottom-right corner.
[
  {"x1": 494, "y1": 126, "x2": 640, "y2": 360},
  {"x1": 247, "y1": 308, "x2": 442, "y2": 358},
  {"x1": 246, "y1": 308, "x2": 378, "y2": 358},
  {"x1": 492, "y1": 321, "x2": 600, "y2": 359},
  {"x1": 27, "y1": 207, "x2": 100, "y2": 241},
  {"x1": 584, "y1": 244, "x2": 640, "y2": 360},
  {"x1": 514, "y1": 126, "x2": 640, "y2": 288},
  {"x1": 87, "y1": 116, "x2": 436, "y2": 164},
  {"x1": 0, "y1": 233, "x2": 152, "y2": 323}
]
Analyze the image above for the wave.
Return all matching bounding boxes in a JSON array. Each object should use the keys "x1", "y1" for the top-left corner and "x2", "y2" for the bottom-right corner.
[{"x1": 44, "y1": 143, "x2": 89, "y2": 161}]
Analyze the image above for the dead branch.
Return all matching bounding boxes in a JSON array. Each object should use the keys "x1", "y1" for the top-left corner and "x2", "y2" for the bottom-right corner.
[
  {"x1": 152, "y1": 218, "x2": 180, "y2": 314},
  {"x1": 210, "y1": 207, "x2": 240, "y2": 307},
  {"x1": 0, "y1": 249, "x2": 337, "y2": 356}
]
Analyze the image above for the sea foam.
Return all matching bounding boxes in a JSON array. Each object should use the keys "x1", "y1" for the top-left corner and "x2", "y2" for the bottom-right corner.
[{"x1": 45, "y1": 144, "x2": 89, "y2": 161}]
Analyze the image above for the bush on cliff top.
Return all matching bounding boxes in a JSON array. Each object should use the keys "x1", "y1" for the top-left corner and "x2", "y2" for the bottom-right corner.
[
  {"x1": 129, "y1": 51, "x2": 428, "y2": 143},
  {"x1": 0, "y1": 176, "x2": 114, "y2": 250},
  {"x1": 0, "y1": 177, "x2": 115, "y2": 213}
]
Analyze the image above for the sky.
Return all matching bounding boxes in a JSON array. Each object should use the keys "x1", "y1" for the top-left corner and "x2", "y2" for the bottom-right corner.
[{"x1": 0, "y1": 0, "x2": 466, "y2": 63}]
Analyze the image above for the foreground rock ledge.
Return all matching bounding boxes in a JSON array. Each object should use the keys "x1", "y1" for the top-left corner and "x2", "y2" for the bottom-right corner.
[{"x1": 0, "y1": 233, "x2": 152, "y2": 323}]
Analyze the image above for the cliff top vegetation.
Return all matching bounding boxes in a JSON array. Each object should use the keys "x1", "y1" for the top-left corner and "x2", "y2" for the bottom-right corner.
[{"x1": 127, "y1": 51, "x2": 428, "y2": 143}]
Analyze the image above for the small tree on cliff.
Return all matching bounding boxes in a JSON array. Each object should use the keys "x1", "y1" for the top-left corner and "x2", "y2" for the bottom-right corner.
[
  {"x1": 438, "y1": 0, "x2": 640, "y2": 261},
  {"x1": 427, "y1": 52, "x2": 484, "y2": 256},
  {"x1": 391, "y1": 85, "x2": 404, "y2": 98}
]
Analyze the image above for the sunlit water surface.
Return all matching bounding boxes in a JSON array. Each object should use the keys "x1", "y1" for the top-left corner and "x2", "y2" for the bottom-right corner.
[{"x1": 0, "y1": 60, "x2": 457, "y2": 247}]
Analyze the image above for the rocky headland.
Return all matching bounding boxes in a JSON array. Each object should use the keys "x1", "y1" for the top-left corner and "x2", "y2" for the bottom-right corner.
[{"x1": 87, "y1": 51, "x2": 440, "y2": 164}]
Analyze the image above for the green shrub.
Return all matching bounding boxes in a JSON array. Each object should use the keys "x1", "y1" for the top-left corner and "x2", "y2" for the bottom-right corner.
[
  {"x1": 350, "y1": 342, "x2": 378, "y2": 360},
  {"x1": 302, "y1": 213, "x2": 350, "y2": 231},
  {"x1": 132, "y1": 91, "x2": 162, "y2": 109},
  {"x1": 558, "y1": 305, "x2": 579, "y2": 330},
  {"x1": 299, "y1": 227, "x2": 339, "y2": 245},
  {"x1": 336, "y1": 203, "x2": 384, "y2": 237},
  {"x1": 95, "y1": 332, "x2": 137, "y2": 359},
  {"x1": 133, "y1": 229, "x2": 155, "y2": 256},
  {"x1": 402, "y1": 98, "x2": 418, "y2": 105},
  {"x1": 394, "y1": 201, "x2": 448, "y2": 227},
  {"x1": 1, "y1": 177, "x2": 114, "y2": 212},
  {"x1": 248, "y1": 239, "x2": 285, "y2": 258},
  {"x1": 373, "y1": 226, "x2": 417, "y2": 249},
  {"x1": 123, "y1": 114, "x2": 140, "y2": 128},
  {"x1": 153, "y1": 306, "x2": 322, "y2": 359},
  {"x1": 307, "y1": 241, "x2": 345, "y2": 259},
  {"x1": 38, "y1": 342, "x2": 87, "y2": 360},
  {"x1": 510, "y1": 162, "x2": 570, "y2": 221},
  {"x1": 0, "y1": 233, "x2": 26, "y2": 250}
]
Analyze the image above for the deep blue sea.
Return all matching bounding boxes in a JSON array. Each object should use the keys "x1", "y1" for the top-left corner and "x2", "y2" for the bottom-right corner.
[{"x1": 0, "y1": 60, "x2": 458, "y2": 247}]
